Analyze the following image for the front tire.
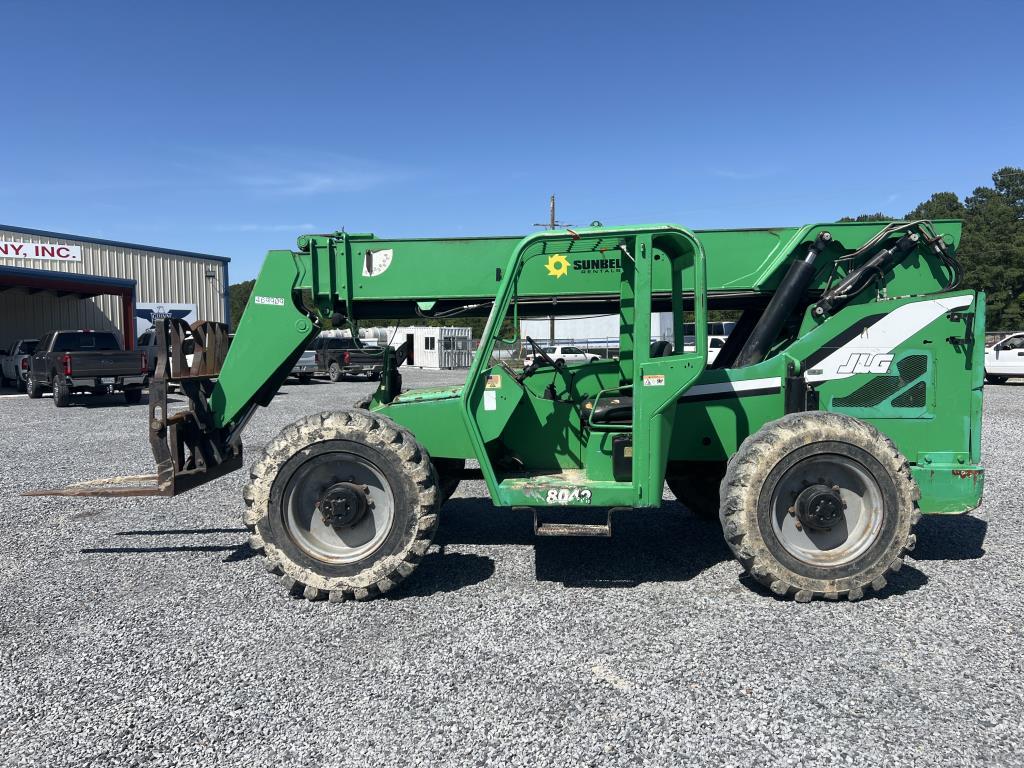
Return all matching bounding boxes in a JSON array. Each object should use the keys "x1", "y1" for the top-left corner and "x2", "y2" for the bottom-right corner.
[
  {"x1": 243, "y1": 410, "x2": 440, "y2": 601},
  {"x1": 985, "y1": 374, "x2": 1008, "y2": 385},
  {"x1": 720, "y1": 412, "x2": 919, "y2": 602},
  {"x1": 124, "y1": 388, "x2": 143, "y2": 404}
]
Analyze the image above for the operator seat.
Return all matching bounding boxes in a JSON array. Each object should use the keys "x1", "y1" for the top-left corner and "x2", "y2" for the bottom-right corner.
[{"x1": 587, "y1": 341, "x2": 673, "y2": 424}]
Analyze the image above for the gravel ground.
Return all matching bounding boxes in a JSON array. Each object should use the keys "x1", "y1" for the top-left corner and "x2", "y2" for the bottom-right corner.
[{"x1": 1, "y1": 371, "x2": 1022, "y2": 767}]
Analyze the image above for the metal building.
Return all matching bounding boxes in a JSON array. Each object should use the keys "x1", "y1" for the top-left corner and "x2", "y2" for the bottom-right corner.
[{"x1": 0, "y1": 225, "x2": 229, "y2": 351}]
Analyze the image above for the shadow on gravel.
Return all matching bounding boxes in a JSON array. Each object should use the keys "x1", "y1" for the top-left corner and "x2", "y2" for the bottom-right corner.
[
  {"x1": 62, "y1": 394, "x2": 151, "y2": 408},
  {"x1": 84, "y1": 527, "x2": 256, "y2": 562},
  {"x1": 435, "y1": 500, "x2": 536, "y2": 546},
  {"x1": 911, "y1": 514, "x2": 988, "y2": 561},
  {"x1": 82, "y1": 543, "x2": 255, "y2": 561},
  {"x1": 115, "y1": 527, "x2": 247, "y2": 536},
  {"x1": 437, "y1": 500, "x2": 729, "y2": 589},
  {"x1": 390, "y1": 548, "x2": 495, "y2": 599}
]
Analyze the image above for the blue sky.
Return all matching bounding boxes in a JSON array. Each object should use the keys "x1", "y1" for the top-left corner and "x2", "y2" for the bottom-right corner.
[{"x1": 2, "y1": 0, "x2": 1021, "y2": 281}]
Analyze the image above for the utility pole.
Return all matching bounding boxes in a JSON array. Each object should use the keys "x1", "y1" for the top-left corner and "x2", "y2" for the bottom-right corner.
[{"x1": 533, "y1": 195, "x2": 570, "y2": 343}]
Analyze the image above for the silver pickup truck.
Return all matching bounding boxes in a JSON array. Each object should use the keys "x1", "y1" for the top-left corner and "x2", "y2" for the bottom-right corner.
[{"x1": 0, "y1": 338, "x2": 38, "y2": 391}]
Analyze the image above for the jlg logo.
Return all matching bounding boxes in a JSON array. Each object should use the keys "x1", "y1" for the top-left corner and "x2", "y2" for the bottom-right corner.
[{"x1": 837, "y1": 352, "x2": 894, "y2": 375}]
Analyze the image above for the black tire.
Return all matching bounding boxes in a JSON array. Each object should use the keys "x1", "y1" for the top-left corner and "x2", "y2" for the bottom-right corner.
[
  {"x1": 666, "y1": 461, "x2": 727, "y2": 519},
  {"x1": 26, "y1": 374, "x2": 42, "y2": 399},
  {"x1": 53, "y1": 381, "x2": 71, "y2": 408},
  {"x1": 720, "y1": 411, "x2": 919, "y2": 602},
  {"x1": 124, "y1": 388, "x2": 143, "y2": 404},
  {"x1": 298, "y1": 374, "x2": 312, "y2": 385},
  {"x1": 0, "y1": 371, "x2": 7, "y2": 387},
  {"x1": 328, "y1": 362, "x2": 343, "y2": 382},
  {"x1": 433, "y1": 458, "x2": 465, "y2": 504},
  {"x1": 243, "y1": 410, "x2": 440, "y2": 602},
  {"x1": 17, "y1": 376, "x2": 26, "y2": 393},
  {"x1": 985, "y1": 374, "x2": 1008, "y2": 385}
]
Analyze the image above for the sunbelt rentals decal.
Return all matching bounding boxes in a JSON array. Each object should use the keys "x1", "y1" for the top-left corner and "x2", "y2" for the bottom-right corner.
[{"x1": 544, "y1": 252, "x2": 623, "y2": 279}]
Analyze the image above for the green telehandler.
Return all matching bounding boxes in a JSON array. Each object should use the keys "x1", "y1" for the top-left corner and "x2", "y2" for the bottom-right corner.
[{"x1": 32, "y1": 219, "x2": 985, "y2": 603}]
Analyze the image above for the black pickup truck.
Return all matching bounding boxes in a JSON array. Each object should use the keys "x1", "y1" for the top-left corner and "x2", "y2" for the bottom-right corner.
[
  {"x1": 27, "y1": 330, "x2": 147, "y2": 407},
  {"x1": 314, "y1": 336, "x2": 386, "y2": 381}
]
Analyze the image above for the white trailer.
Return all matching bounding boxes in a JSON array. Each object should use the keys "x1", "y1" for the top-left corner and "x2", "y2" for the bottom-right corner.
[
  {"x1": 399, "y1": 326, "x2": 473, "y2": 369},
  {"x1": 358, "y1": 325, "x2": 473, "y2": 368}
]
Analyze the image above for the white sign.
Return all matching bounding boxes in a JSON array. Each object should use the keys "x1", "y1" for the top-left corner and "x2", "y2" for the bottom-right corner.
[
  {"x1": 0, "y1": 241, "x2": 82, "y2": 262},
  {"x1": 254, "y1": 295, "x2": 285, "y2": 306},
  {"x1": 362, "y1": 248, "x2": 393, "y2": 277},
  {"x1": 135, "y1": 302, "x2": 197, "y2": 336}
]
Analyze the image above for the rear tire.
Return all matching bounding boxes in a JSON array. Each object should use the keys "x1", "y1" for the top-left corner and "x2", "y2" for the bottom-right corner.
[
  {"x1": 985, "y1": 374, "x2": 1008, "y2": 385},
  {"x1": 720, "y1": 411, "x2": 919, "y2": 602},
  {"x1": 243, "y1": 410, "x2": 440, "y2": 601},
  {"x1": 328, "y1": 362, "x2": 343, "y2": 382},
  {"x1": 124, "y1": 388, "x2": 143, "y2": 404},
  {"x1": 666, "y1": 462, "x2": 727, "y2": 519},
  {"x1": 53, "y1": 381, "x2": 71, "y2": 408},
  {"x1": 433, "y1": 458, "x2": 465, "y2": 504},
  {"x1": 298, "y1": 374, "x2": 312, "y2": 385},
  {"x1": 26, "y1": 374, "x2": 42, "y2": 399}
]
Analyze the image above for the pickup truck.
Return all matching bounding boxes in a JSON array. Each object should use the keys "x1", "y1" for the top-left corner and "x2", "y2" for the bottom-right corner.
[
  {"x1": 0, "y1": 338, "x2": 38, "y2": 392},
  {"x1": 314, "y1": 336, "x2": 385, "y2": 381},
  {"x1": 27, "y1": 330, "x2": 147, "y2": 407},
  {"x1": 985, "y1": 331, "x2": 1024, "y2": 384},
  {"x1": 291, "y1": 343, "x2": 317, "y2": 384}
]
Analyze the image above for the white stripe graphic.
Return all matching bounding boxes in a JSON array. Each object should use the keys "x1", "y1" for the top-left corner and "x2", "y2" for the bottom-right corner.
[
  {"x1": 805, "y1": 295, "x2": 972, "y2": 383},
  {"x1": 682, "y1": 377, "x2": 783, "y2": 399}
]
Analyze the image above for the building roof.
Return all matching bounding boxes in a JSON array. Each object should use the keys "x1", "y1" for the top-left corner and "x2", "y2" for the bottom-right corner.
[{"x1": 0, "y1": 224, "x2": 230, "y2": 264}]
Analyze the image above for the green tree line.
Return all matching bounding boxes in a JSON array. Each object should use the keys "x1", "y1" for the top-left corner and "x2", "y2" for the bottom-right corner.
[{"x1": 842, "y1": 166, "x2": 1024, "y2": 329}]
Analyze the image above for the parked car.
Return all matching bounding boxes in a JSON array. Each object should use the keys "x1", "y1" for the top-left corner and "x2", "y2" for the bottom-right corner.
[
  {"x1": 0, "y1": 338, "x2": 38, "y2": 391},
  {"x1": 291, "y1": 343, "x2": 317, "y2": 384},
  {"x1": 681, "y1": 335, "x2": 728, "y2": 364},
  {"x1": 985, "y1": 331, "x2": 1024, "y2": 384},
  {"x1": 27, "y1": 330, "x2": 147, "y2": 407},
  {"x1": 138, "y1": 327, "x2": 194, "y2": 382},
  {"x1": 534, "y1": 345, "x2": 601, "y2": 365},
  {"x1": 314, "y1": 336, "x2": 385, "y2": 381}
]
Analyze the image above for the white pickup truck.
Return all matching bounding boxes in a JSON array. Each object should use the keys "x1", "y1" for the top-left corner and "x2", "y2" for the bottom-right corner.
[
  {"x1": 985, "y1": 332, "x2": 1024, "y2": 384},
  {"x1": 0, "y1": 338, "x2": 38, "y2": 391}
]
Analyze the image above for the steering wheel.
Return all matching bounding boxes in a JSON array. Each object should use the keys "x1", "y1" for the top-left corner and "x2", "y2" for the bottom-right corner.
[
  {"x1": 522, "y1": 336, "x2": 564, "y2": 378},
  {"x1": 525, "y1": 336, "x2": 559, "y2": 369}
]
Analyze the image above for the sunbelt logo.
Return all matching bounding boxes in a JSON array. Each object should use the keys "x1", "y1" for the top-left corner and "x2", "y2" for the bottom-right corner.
[{"x1": 543, "y1": 253, "x2": 623, "y2": 279}]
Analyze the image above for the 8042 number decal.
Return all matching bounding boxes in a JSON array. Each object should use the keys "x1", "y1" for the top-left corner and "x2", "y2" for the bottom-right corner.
[{"x1": 545, "y1": 487, "x2": 593, "y2": 505}]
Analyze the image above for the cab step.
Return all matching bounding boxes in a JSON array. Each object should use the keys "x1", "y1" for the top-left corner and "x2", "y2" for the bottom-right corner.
[{"x1": 533, "y1": 508, "x2": 613, "y2": 537}]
